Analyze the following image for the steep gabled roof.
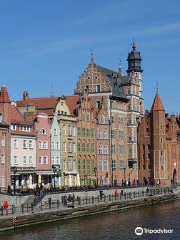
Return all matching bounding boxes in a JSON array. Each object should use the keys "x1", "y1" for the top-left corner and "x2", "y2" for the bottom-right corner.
[
  {"x1": 151, "y1": 93, "x2": 165, "y2": 112},
  {"x1": 10, "y1": 105, "x2": 29, "y2": 125},
  {"x1": 0, "y1": 85, "x2": 11, "y2": 103},
  {"x1": 65, "y1": 96, "x2": 79, "y2": 116}
]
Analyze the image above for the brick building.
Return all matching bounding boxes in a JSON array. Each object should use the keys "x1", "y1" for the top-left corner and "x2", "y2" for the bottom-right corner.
[
  {"x1": 75, "y1": 42, "x2": 143, "y2": 185},
  {"x1": 138, "y1": 92, "x2": 180, "y2": 186},
  {"x1": 0, "y1": 85, "x2": 11, "y2": 192}
]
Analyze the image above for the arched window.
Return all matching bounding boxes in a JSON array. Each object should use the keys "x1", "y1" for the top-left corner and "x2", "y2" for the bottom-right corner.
[{"x1": 40, "y1": 128, "x2": 46, "y2": 135}]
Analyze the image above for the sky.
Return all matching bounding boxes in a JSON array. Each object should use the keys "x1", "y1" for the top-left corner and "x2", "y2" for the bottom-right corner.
[{"x1": 0, "y1": 0, "x2": 180, "y2": 114}]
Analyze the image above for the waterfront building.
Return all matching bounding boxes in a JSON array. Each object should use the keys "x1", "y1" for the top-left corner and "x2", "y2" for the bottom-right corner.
[
  {"x1": 74, "y1": 42, "x2": 143, "y2": 185},
  {"x1": 10, "y1": 103, "x2": 36, "y2": 188},
  {"x1": 50, "y1": 114, "x2": 62, "y2": 186},
  {"x1": 0, "y1": 85, "x2": 11, "y2": 191},
  {"x1": 138, "y1": 92, "x2": 180, "y2": 185},
  {"x1": 34, "y1": 113, "x2": 53, "y2": 186}
]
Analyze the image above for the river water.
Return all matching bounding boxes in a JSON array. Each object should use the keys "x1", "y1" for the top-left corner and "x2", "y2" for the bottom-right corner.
[{"x1": 0, "y1": 200, "x2": 180, "y2": 240}]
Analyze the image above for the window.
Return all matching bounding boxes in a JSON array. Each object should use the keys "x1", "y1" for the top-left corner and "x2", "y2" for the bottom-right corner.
[
  {"x1": 73, "y1": 160, "x2": 76, "y2": 171},
  {"x1": 77, "y1": 127, "x2": 81, "y2": 137},
  {"x1": 62, "y1": 125, "x2": 66, "y2": 135},
  {"x1": 1, "y1": 138, "x2": 5, "y2": 147},
  {"x1": 92, "y1": 159, "x2": 95, "y2": 172},
  {"x1": 78, "y1": 159, "x2": 81, "y2": 173},
  {"x1": 87, "y1": 128, "x2": 90, "y2": 137},
  {"x1": 127, "y1": 119, "x2": 131, "y2": 126},
  {"x1": 82, "y1": 143, "x2": 86, "y2": 153},
  {"x1": 118, "y1": 117, "x2": 123, "y2": 125},
  {"x1": 52, "y1": 142, "x2": 55, "y2": 150},
  {"x1": 39, "y1": 141, "x2": 43, "y2": 150},
  {"x1": 52, "y1": 157, "x2": 55, "y2": 164},
  {"x1": 112, "y1": 160, "x2": 116, "y2": 171},
  {"x1": 119, "y1": 160, "x2": 124, "y2": 171},
  {"x1": 101, "y1": 117, "x2": 105, "y2": 124},
  {"x1": 104, "y1": 145, "x2": 108, "y2": 154},
  {"x1": 56, "y1": 157, "x2": 60, "y2": 164},
  {"x1": 73, "y1": 143, "x2": 76, "y2": 153},
  {"x1": 19, "y1": 126, "x2": 31, "y2": 132},
  {"x1": 13, "y1": 139, "x2": 18, "y2": 149},
  {"x1": 44, "y1": 141, "x2": 48, "y2": 150},
  {"x1": 63, "y1": 142, "x2": 66, "y2": 152},
  {"x1": 23, "y1": 156, "x2": 27, "y2": 164},
  {"x1": 99, "y1": 130, "x2": 103, "y2": 139},
  {"x1": 83, "y1": 159, "x2": 86, "y2": 175},
  {"x1": 104, "y1": 130, "x2": 108, "y2": 139},
  {"x1": 68, "y1": 125, "x2": 72, "y2": 136},
  {"x1": 87, "y1": 159, "x2": 90, "y2": 175},
  {"x1": 119, "y1": 145, "x2": 124, "y2": 154},
  {"x1": 96, "y1": 84, "x2": 101, "y2": 92},
  {"x1": 127, "y1": 89, "x2": 131, "y2": 95},
  {"x1": 13, "y1": 156, "x2": 18, "y2": 164},
  {"x1": 11, "y1": 125, "x2": 16, "y2": 131},
  {"x1": 44, "y1": 156, "x2": 48, "y2": 164},
  {"x1": 23, "y1": 140, "x2": 27, "y2": 149},
  {"x1": 82, "y1": 128, "x2": 86, "y2": 137},
  {"x1": 119, "y1": 131, "x2": 123, "y2": 140},
  {"x1": 63, "y1": 160, "x2": 66, "y2": 170},
  {"x1": 99, "y1": 160, "x2": 103, "y2": 172},
  {"x1": 56, "y1": 142, "x2": 59, "y2": 150},
  {"x1": 68, "y1": 142, "x2": 72, "y2": 153},
  {"x1": 29, "y1": 140, "x2": 33, "y2": 149},
  {"x1": 111, "y1": 130, "x2": 115, "y2": 139},
  {"x1": 92, "y1": 143, "x2": 95, "y2": 153},
  {"x1": 68, "y1": 158, "x2": 73, "y2": 171},
  {"x1": 54, "y1": 129, "x2": 57, "y2": 135},
  {"x1": 110, "y1": 116, "x2": 114, "y2": 123},
  {"x1": 1, "y1": 177, "x2": 5, "y2": 188},
  {"x1": 87, "y1": 115, "x2": 90, "y2": 122},
  {"x1": 129, "y1": 148, "x2": 132, "y2": 154},
  {"x1": 72, "y1": 126, "x2": 75, "y2": 136},
  {"x1": 104, "y1": 160, "x2": 108, "y2": 172},
  {"x1": 29, "y1": 156, "x2": 33, "y2": 164},
  {"x1": 91, "y1": 128, "x2": 95, "y2": 137},
  {"x1": 87, "y1": 143, "x2": 90, "y2": 153},
  {"x1": 78, "y1": 143, "x2": 81, "y2": 152},
  {"x1": 99, "y1": 145, "x2": 103, "y2": 154},
  {"x1": 1, "y1": 154, "x2": 5, "y2": 163},
  {"x1": 96, "y1": 101, "x2": 100, "y2": 108},
  {"x1": 40, "y1": 129, "x2": 46, "y2": 135},
  {"x1": 82, "y1": 114, "x2": 85, "y2": 121},
  {"x1": 112, "y1": 145, "x2": 116, "y2": 153}
]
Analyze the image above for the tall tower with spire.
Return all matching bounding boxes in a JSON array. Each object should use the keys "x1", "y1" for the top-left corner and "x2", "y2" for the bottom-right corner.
[{"x1": 151, "y1": 92, "x2": 167, "y2": 184}]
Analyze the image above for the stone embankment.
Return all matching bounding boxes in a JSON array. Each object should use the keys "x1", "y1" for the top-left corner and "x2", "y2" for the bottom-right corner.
[{"x1": 0, "y1": 186, "x2": 179, "y2": 232}]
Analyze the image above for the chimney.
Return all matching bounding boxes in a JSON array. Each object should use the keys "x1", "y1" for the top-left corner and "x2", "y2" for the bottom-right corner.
[
  {"x1": 24, "y1": 112, "x2": 34, "y2": 125},
  {"x1": 23, "y1": 91, "x2": 29, "y2": 100}
]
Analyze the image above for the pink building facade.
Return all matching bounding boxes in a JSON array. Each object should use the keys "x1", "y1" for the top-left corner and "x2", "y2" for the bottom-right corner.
[{"x1": 34, "y1": 113, "x2": 52, "y2": 186}]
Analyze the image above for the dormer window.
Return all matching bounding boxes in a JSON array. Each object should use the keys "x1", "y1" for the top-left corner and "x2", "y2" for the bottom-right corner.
[
  {"x1": 40, "y1": 129, "x2": 46, "y2": 135},
  {"x1": 61, "y1": 101, "x2": 64, "y2": 106},
  {"x1": 11, "y1": 125, "x2": 17, "y2": 131}
]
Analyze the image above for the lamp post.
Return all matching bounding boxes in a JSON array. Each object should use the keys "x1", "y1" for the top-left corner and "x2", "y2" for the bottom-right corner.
[
  {"x1": 52, "y1": 165, "x2": 57, "y2": 189},
  {"x1": 94, "y1": 167, "x2": 97, "y2": 188},
  {"x1": 12, "y1": 166, "x2": 17, "y2": 195},
  {"x1": 124, "y1": 167, "x2": 126, "y2": 186}
]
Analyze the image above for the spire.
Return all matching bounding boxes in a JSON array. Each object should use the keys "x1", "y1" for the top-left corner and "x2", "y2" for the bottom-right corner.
[
  {"x1": 51, "y1": 85, "x2": 54, "y2": 97},
  {"x1": 156, "y1": 82, "x2": 159, "y2": 94},
  {"x1": 119, "y1": 60, "x2": 122, "y2": 74},
  {"x1": 132, "y1": 37, "x2": 136, "y2": 51},
  {"x1": 0, "y1": 85, "x2": 11, "y2": 103},
  {"x1": 91, "y1": 49, "x2": 94, "y2": 63},
  {"x1": 151, "y1": 93, "x2": 165, "y2": 112}
]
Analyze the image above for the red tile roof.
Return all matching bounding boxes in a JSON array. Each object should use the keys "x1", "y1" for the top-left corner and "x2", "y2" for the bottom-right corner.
[
  {"x1": 17, "y1": 95, "x2": 79, "y2": 117},
  {"x1": 151, "y1": 93, "x2": 165, "y2": 112},
  {"x1": 11, "y1": 130, "x2": 35, "y2": 136},
  {"x1": 0, "y1": 85, "x2": 11, "y2": 103},
  {"x1": 10, "y1": 105, "x2": 29, "y2": 125}
]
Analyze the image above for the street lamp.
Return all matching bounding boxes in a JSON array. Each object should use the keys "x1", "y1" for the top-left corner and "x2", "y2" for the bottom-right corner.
[
  {"x1": 94, "y1": 167, "x2": 97, "y2": 188},
  {"x1": 124, "y1": 167, "x2": 126, "y2": 186},
  {"x1": 52, "y1": 165, "x2": 57, "y2": 188},
  {"x1": 12, "y1": 166, "x2": 17, "y2": 195}
]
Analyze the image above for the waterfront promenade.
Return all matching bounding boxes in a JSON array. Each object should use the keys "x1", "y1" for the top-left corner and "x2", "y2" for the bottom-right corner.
[{"x1": 0, "y1": 185, "x2": 179, "y2": 231}]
